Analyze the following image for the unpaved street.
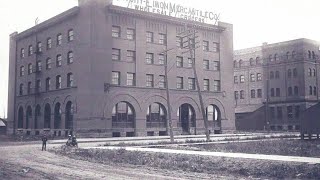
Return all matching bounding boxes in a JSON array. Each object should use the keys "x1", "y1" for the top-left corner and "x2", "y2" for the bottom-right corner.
[{"x1": 0, "y1": 143, "x2": 232, "y2": 180}]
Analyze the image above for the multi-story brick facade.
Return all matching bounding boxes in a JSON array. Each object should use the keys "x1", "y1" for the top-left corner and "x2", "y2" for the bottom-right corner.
[
  {"x1": 234, "y1": 39, "x2": 320, "y2": 131},
  {"x1": 7, "y1": 0, "x2": 235, "y2": 137}
]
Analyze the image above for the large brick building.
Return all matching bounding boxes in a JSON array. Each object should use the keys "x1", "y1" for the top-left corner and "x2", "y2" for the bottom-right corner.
[
  {"x1": 234, "y1": 39, "x2": 320, "y2": 131},
  {"x1": 7, "y1": 0, "x2": 235, "y2": 137}
]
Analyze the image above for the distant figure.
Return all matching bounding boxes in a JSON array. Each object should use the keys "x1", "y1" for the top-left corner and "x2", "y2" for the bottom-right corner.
[{"x1": 42, "y1": 135, "x2": 48, "y2": 151}]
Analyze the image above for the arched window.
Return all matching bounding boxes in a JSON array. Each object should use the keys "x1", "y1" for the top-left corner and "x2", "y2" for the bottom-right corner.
[
  {"x1": 271, "y1": 88, "x2": 275, "y2": 97},
  {"x1": 54, "y1": 103, "x2": 62, "y2": 129},
  {"x1": 177, "y1": 103, "x2": 196, "y2": 130},
  {"x1": 67, "y1": 51, "x2": 73, "y2": 64},
  {"x1": 112, "y1": 102, "x2": 135, "y2": 128},
  {"x1": 309, "y1": 86, "x2": 313, "y2": 95},
  {"x1": 46, "y1": 58, "x2": 52, "y2": 69},
  {"x1": 20, "y1": 66, "x2": 25, "y2": 76},
  {"x1": 275, "y1": 71, "x2": 280, "y2": 79},
  {"x1": 206, "y1": 105, "x2": 221, "y2": 126},
  {"x1": 26, "y1": 106, "x2": 32, "y2": 129},
  {"x1": 56, "y1": 54, "x2": 62, "y2": 67},
  {"x1": 314, "y1": 86, "x2": 317, "y2": 96},
  {"x1": 292, "y1": 51, "x2": 296, "y2": 59},
  {"x1": 312, "y1": 51, "x2": 316, "y2": 59},
  {"x1": 288, "y1": 87, "x2": 292, "y2": 96},
  {"x1": 293, "y1": 68, "x2": 298, "y2": 77},
  {"x1": 239, "y1": 59, "x2": 243, "y2": 67},
  {"x1": 35, "y1": 105, "x2": 41, "y2": 129},
  {"x1": 308, "y1": 50, "x2": 311, "y2": 59},
  {"x1": 294, "y1": 86, "x2": 299, "y2": 95},
  {"x1": 67, "y1": 73, "x2": 74, "y2": 87},
  {"x1": 287, "y1": 69, "x2": 292, "y2": 78},
  {"x1": 146, "y1": 103, "x2": 166, "y2": 128},
  {"x1": 19, "y1": 83, "x2": 24, "y2": 96},
  {"x1": 56, "y1": 75, "x2": 61, "y2": 89},
  {"x1": 286, "y1": 52, "x2": 290, "y2": 60},
  {"x1": 308, "y1": 68, "x2": 312, "y2": 76},
  {"x1": 65, "y1": 101, "x2": 74, "y2": 129},
  {"x1": 18, "y1": 107, "x2": 24, "y2": 128},
  {"x1": 46, "y1": 78, "x2": 51, "y2": 91},
  {"x1": 28, "y1": 63, "x2": 33, "y2": 74},
  {"x1": 250, "y1": 58, "x2": 254, "y2": 66},
  {"x1": 68, "y1": 29, "x2": 74, "y2": 42},
  {"x1": 313, "y1": 69, "x2": 316, "y2": 76},
  {"x1": 256, "y1": 57, "x2": 261, "y2": 65},
  {"x1": 233, "y1": 60, "x2": 238, "y2": 68},
  {"x1": 274, "y1": 54, "x2": 279, "y2": 61},
  {"x1": 44, "y1": 104, "x2": 51, "y2": 128},
  {"x1": 270, "y1": 71, "x2": 274, "y2": 79},
  {"x1": 240, "y1": 90, "x2": 245, "y2": 99},
  {"x1": 269, "y1": 55, "x2": 273, "y2": 62}
]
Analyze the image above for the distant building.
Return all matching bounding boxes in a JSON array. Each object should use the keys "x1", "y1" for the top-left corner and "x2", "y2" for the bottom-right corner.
[
  {"x1": 234, "y1": 38, "x2": 320, "y2": 131},
  {"x1": 7, "y1": 0, "x2": 235, "y2": 137}
]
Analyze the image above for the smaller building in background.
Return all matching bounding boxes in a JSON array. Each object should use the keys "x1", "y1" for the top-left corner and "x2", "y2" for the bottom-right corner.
[{"x1": 234, "y1": 38, "x2": 320, "y2": 131}]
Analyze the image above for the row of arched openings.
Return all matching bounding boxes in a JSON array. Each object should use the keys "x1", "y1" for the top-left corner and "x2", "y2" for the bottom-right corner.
[
  {"x1": 17, "y1": 101, "x2": 73, "y2": 130},
  {"x1": 111, "y1": 102, "x2": 221, "y2": 133}
]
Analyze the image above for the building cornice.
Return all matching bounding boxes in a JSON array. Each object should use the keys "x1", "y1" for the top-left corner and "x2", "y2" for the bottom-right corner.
[
  {"x1": 107, "y1": 5, "x2": 225, "y2": 32},
  {"x1": 14, "y1": 7, "x2": 80, "y2": 41}
]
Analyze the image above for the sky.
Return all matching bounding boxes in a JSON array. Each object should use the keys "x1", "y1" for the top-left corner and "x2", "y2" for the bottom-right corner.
[{"x1": 0, "y1": 0, "x2": 320, "y2": 118}]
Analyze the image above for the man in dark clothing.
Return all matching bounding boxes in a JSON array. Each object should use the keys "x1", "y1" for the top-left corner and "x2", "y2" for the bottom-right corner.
[{"x1": 42, "y1": 135, "x2": 48, "y2": 151}]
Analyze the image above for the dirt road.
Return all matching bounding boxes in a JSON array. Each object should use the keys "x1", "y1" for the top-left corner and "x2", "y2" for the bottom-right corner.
[{"x1": 0, "y1": 143, "x2": 232, "y2": 180}]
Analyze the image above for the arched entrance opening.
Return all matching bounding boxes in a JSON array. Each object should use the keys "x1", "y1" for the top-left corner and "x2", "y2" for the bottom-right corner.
[
  {"x1": 18, "y1": 107, "x2": 24, "y2": 128},
  {"x1": 177, "y1": 103, "x2": 196, "y2": 133},
  {"x1": 65, "y1": 101, "x2": 73, "y2": 130},
  {"x1": 54, "y1": 103, "x2": 62, "y2": 129},
  {"x1": 35, "y1": 105, "x2": 41, "y2": 129},
  {"x1": 146, "y1": 103, "x2": 167, "y2": 128},
  {"x1": 112, "y1": 102, "x2": 135, "y2": 128},
  {"x1": 206, "y1": 104, "x2": 221, "y2": 129},
  {"x1": 26, "y1": 106, "x2": 32, "y2": 129},
  {"x1": 44, "y1": 104, "x2": 51, "y2": 128}
]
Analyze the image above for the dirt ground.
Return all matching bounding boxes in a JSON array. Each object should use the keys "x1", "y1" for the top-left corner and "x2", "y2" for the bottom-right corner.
[{"x1": 0, "y1": 143, "x2": 239, "y2": 180}]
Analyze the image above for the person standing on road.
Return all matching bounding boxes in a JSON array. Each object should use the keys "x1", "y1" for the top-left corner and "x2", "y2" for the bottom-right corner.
[{"x1": 42, "y1": 135, "x2": 48, "y2": 151}]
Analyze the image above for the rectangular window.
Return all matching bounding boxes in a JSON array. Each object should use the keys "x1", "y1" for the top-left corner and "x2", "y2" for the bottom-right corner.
[
  {"x1": 257, "y1": 73, "x2": 262, "y2": 81},
  {"x1": 212, "y1": 42, "x2": 219, "y2": 52},
  {"x1": 176, "y1": 36, "x2": 183, "y2": 48},
  {"x1": 37, "y1": 42, "x2": 42, "y2": 53},
  {"x1": 188, "y1": 78, "x2": 195, "y2": 90},
  {"x1": 127, "y1": 50, "x2": 135, "y2": 62},
  {"x1": 57, "y1": 34, "x2": 62, "y2": 46},
  {"x1": 203, "y1": 60, "x2": 209, "y2": 70},
  {"x1": 277, "y1": 107, "x2": 282, "y2": 119},
  {"x1": 176, "y1": 77, "x2": 183, "y2": 89},
  {"x1": 240, "y1": 75, "x2": 245, "y2": 83},
  {"x1": 68, "y1": 29, "x2": 74, "y2": 42},
  {"x1": 295, "y1": 105, "x2": 300, "y2": 118},
  {"x1": 46, "y1": 58, "x2": 51, "y2": 69},
  {"x1": 28, "y1": 82, "x2": 32, "y2": 94},
  {"x1": 56, "y1": 55, "x2": 62, "y2": 67},
  {"x1": 188, "y1": 58, "x2": 193, "y2": 68},
  {"x1": 213, "y1": 80, "x2": 221, "y2": 92},
  {"x1": 203, "y1": 79, "x2": 209, "y2": 91},
  {"x1": 203, "y1": 41, "x2": 209, "y2": 51},
  {"x1": 20, "y1": 66, "x2": 24, "y2": 76},
  {"x1": 287, "y1": 106, "x2": 293, "y2": 119},
  {"x1": 176, "y1": 56, "x2": 183, "y2": 67},
  {"x1": 21, "y1": 48, "x2": 25, "y2": 58},
  {"x1": 146, "y1": 31, "x2": 153, "y2": 43},
  {"x1": 127, "y1": 73, "x2": 135, "y2": 86},
  {"x1": 56, "y1": 76, "x2": 61, "y2": 89},
  {"x1": 213, "y1": 61, "x2": 220, "y2": 71},
  {"x1": 240, "y1": 90, "x2": 245, "y2": 99},
  {"x1": 250, "y1": 74, "x2": 255, "y2": 82},
  {"x1": 234, "y1": 76, "x2": 238, "y2": 83},
  {"x1": 159, "y1": 33, "x2": 166, "y2": 45},
  {"x1": 46, "y1": 78, "x2": 51, "y2": 91},
  {"x1": 67, "y1": 51, "x2": 74, "y2": 64},
  {"x1": 270, "y1": 107, "x2": 275, "y2": 119},
  {"x1": 146, "y1": 53, "x2": 154, "y2": 64},
  {"x1": 36, "y1": 80, "x2": 41, "y2": 93},
  {"x1": 159, "y1": 75, "x2": 166, "y2": 88},
  {"x1": 276, "y1": 88, "x2": 280, "y2": 97},
  {"x1": 112, "y1": 48, "x2": 120, "y2": 61},
  {"x1": 28, "y1": 45, "x2": 33, "y2": 56},
  {"x1": 112, "y1": 71, "x2": 120, "y2": 85},
  {"x1": 67, "y1": 73, "x2": 74, "y2": 87},
  {"x1": 251, "y1": 89, "x2": 256, "y2": 98},
  {"x1": 127, "y1": 28, "x2": 135, "y2": 40},
  {"x1": 257, "y1": 89, "x2": 262, "y2": 98},
  {"x1": 112, "y1": 26, "x2": 120, "y2": 37},
  {"x1": 234, "y1": 91, "x2": 239, "y2": 100},
  {"x1": 47, "y1": 38, "x2": 52, "y2": 50},
  {"x1": 146, "y1": 74, "x2": 154, "y2": 87},
  {"x1": 36, "y1": 61, "x2": 42, "y2": 72},
  {"x1": 159, "y1": 54, "x2": 166, "y2": 65}
]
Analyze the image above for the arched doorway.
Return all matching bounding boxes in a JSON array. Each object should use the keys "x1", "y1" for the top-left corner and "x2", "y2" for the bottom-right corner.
[
  {"x1": 35, "y1": 105, "x2": 41, "y2": 129},
  {"x1": 65, "y1": 101, "x2": 73, "y2": 130},
  {"x1": 44, "y1": 104, "x2": 51, "y2": 128},
  {"x1": 146, "y1": 103, "x2": 167, "y2": 128},
  {"x1": 206, "y1": 105, "x2": 221, "y2": 128},
  {"x1": 18, "y1": 107, "x2": 24, "y2": 128},
  {"x1": 26, "y1": 106, "x2": 32, "y2": 129},
  {"x1": 177, "y1": 103, "x2": 196, "y2": 133},
  {"x1": 112, "y1": 102, "x2": 135, "y2": 128},
  {"x1": 54, "y1": 103, "x2": 62, "y2": 129}
]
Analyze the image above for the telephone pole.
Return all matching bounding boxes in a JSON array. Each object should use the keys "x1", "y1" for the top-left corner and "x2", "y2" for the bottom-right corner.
[{"x1": 182, "y1": 27, "x2": 211, "y2": 141}]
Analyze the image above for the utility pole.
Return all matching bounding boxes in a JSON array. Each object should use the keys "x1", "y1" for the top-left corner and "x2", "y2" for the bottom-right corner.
[
  {"x1": 182, "y1": 27, "x2": 210, "y2": 141},
  {"x1": 161, "y1": 48, "x2": 175, "y2": 142}
]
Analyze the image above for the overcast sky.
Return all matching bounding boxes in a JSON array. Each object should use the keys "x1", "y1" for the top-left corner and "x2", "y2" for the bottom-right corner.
[{"x1": 0, "y1": 0, "x2": 320, "y2": 118}]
